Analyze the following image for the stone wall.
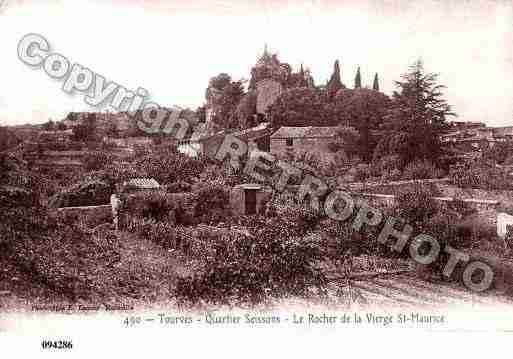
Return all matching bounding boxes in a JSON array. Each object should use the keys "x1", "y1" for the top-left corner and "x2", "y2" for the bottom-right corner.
[
  {"x1": 55, "y1": 204, "x2": 112, "y2": 227},
  {"x1": 352, "y1": 192, "x2": 501, "y2": 212}
]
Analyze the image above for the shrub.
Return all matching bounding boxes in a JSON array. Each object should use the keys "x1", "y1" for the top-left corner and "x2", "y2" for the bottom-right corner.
[
  {"x1": 49, "y1": 180, "x2": 111, "y2": 208},
  {"x1": 0, "y1": 185, "x2": 38, "y2": 208},
  {"x1": 482, "y1": 142, "x2": 513, "y2": 165},
  {"x1": 83, "y1": 151, "x2": 112, "y2": 171},
  {"x1": 449, "y1": 162, "x2": 513, "y2": 190},
  {"x1": 0, "y1": 201, "x2": 126, "y2": 301},
  {"x1": 193, "y1": 182, "x2": 230, "y2": 223},
  {"x1": 503, "y1": 155, "x2": 513, "y2": 166},
  {"x1": 445, "y1": 198, "x2": 476, "y2": 218},
  {"x1": 381, "y1": 168, "x2": 402, "y2": 182},
  {"x1": 374, "y1": 155, "x2": 404, "y2": 174},
  {"x1": 135, "y1": 147, "x2": 205, "y2": 185},
  {"x1": 124, "y1": 191, "x2": 197, "y2": 227},
  {"x1": 354, "y1": 164, "x2": 373, "y2": 182},
  {"x1": 126, "y1": 216, "x2": 180, "y2": 249},
  {"x1": 395, "y1": 185, "x2": 438, "y2": 224},
  {"x1": 166, "y1": 181, "x2": 192, "y2": 193},
  {"x1": 175, "y1": 218, "x2": 327, "y2": 305},
  {"x1": 274, "y1": 199, "x2": 322, "y2": 235},
  {"x1": 402, "y1": 159, "x2": 444, "y2": 180}
]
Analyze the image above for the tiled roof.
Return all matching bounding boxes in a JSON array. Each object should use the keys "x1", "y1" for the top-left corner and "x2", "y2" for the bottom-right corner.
[
  {"x1": 270, "y1": 126, "x2": 342, "y2": 139},
  {"x1": 124, "y1": 178, "x2": 160, "y2": 189}
]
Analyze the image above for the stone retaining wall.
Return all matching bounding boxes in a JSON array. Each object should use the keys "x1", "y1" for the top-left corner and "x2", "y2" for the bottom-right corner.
[{"x1": 56, "y1": 205, "x2": 112, "y2": 227}]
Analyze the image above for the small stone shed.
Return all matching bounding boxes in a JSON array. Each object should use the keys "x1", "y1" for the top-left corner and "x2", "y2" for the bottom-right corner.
[
  {"x1": 122, "y1": 178, "x2": 161, "y2": 193},
  {"x1": 230, "y1": 184, "x2": 273, "y2": 216}
]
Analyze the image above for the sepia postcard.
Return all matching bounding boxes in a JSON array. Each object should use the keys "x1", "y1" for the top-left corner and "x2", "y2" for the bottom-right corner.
[{"x1": 1, "y1": 0, "x2": 513, "y2": 356}]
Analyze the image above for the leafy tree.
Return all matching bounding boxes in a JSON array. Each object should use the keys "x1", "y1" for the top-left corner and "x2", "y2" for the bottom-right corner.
[
  {"x1": 215, "y1": 80, "x2": 245, "y2": 129},
  {"x1": 267, "y1": 87, "x2": 335, "y2": 127},
  {"x1": 331, "y1": 88, "x2": 391, "y2": 161},
  {"x1": 41, "y1": 120, "x2": 55, "y2": 131},
  {"x1": 56, "y1": 122, "x2": 67, "y2": 131},
  {"x1": 72, "y1": 113, "x2": 97, "y2": 141},
  {"x1": 134, "y1": 146, "x2": 205, "y2": 185},
  {"x1": 195, "y1": 105, "x2": 206, "y2": 123},
  {"x1": 206, "y1": 73, "x2": 245, "y2": 129},
  {"x1": 376, "y1": 60, "x2": 455, "y2": 164},
  {"x1": 329, "y1": 126, "x2": 361, "y2": 159},
  {"x1": 234, "y1": 90, "x2": 257, "y2": 128},
  {"x1": 207, "y1": 73, "x2": 232, "y2": 91},
  {"x1": 354, "y1": 66, "x2": 362, "y2": 89},
  {"x1": 65, "y1": 112, "x2": 78, "y2": 123}
]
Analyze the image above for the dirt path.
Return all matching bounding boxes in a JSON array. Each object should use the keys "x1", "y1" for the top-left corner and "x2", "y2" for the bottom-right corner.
[{"x1": 350, "y1": 274, "x2": 513, "y2": 308}]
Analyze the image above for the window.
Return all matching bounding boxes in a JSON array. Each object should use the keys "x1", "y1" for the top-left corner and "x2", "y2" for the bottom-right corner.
[{"x1": 286, "y1": 138, "x2": 293, "y2": 147}]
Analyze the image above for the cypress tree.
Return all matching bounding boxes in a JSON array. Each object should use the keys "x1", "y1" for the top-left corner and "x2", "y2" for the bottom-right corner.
[
  {"x1": 299, "y1": 64, "x2": 308, "y2": 87},
  {"x1": 327, "y1": 59, "x2": 344, "y2": 99},
  {"x1": 354, "y1": 66, "x2": 362, "y2": 89},
  {"x1": 373, "y1": 73, "x2": 380, "y2": 91}
]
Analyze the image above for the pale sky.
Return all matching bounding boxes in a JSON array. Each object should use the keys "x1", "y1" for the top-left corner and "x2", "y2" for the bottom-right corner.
[{"x1": 0, "y1": 0, "x2": 512, "y2": 126}]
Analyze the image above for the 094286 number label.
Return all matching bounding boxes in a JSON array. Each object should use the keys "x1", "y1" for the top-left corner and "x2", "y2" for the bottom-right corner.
[{"x1": 41, "y1": 340, "x2": 73, "y2": 350}]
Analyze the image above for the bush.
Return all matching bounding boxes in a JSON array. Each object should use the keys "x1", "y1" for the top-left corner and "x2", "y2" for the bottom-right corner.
[
  {"x1": 402, "y1": 159, "x2": 444, "y2": 180},
  {"x1": 124, "y1": 191, "x2": 197, "y2": 226},
  {"x1": 166, "y1": 181, "x2": 192, "y2": 193},
  {"x1": 84, "y1": 151, "x2": 112, "y2": 171},
  {"x1": 271, "y1": 193, "x2": 323, "y2": 235},
  {"x1": 193, "y1": 182, "x2": 230, "y2": 223},
  {"x1": 445, "y1": 198, "x2": 476, "y2": 218},
  {"x1": 381, "y1": 168, "x2": 402, "y2": 182},
  {"x1": 374, "y1": 155, "x2": 404, "y2": 174},
  {"x1": 395, "y1": 186, "x2": 438, "y2": 224},
  {"x1": 0, "y1": 185, "x2": 38, "y2": 208},
  {"x1": 175, "y1": 218, "x2": 327, "y2": 305},
  {"x1": 49, "y1": 180, "x2": 111, "y2": 208},
  {"x1": 354, "y1": 164, "x2": 373, "y2": 182},
  {"x1": 126, "y1": 216, "x2": 180, "y2": 249},
  {"x1": 449, "y1": 162, "x2": 513, "y2": 190},
  {"x1": 483, "y1": 143, "x2": 513, "y2": 165},
  {"x1": 0, "y1": 201, "x2": 126, "y2": 301},
  {"x1": 503, "y1": 155, "x2": 513, "y2": 166},
  {"x1": 135, "y1": 147, "x2": 205, "y2": 185}
]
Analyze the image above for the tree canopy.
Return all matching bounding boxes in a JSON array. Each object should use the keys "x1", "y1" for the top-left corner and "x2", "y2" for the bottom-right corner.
[
  {"x1": 267, "y1": 87, "x2": 336, "y2": 128},
  {"x1": 206, "y1": 73, "x2": 245, "y2": 129},
  {"x1": 330, "y1": 88, "x2": 391, "y2": 161},
  {"x1": 375, "y1": 60, "x2": 455, "y2": 164}
]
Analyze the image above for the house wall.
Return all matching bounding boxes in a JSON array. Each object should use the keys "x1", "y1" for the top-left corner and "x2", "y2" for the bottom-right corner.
[{"x1": 270, "y1": 137, "x2": 335, "y2": 162}]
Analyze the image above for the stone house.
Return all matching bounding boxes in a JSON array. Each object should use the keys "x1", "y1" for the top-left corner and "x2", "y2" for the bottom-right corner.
[
  {"x1": 230, "y1": 184, "x2": 273, "y2": 216},
  {"x1": 177, "y1": 123, "x2": 272, "y2": 159},
  {"x1": 269, "y1": 126, "x2": 341, "y2": 163}
]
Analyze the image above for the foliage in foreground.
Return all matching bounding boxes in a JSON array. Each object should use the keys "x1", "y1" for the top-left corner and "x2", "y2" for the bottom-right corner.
[{"x1": 127, "y1": 215, "x2": 326, "y2": 305}]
